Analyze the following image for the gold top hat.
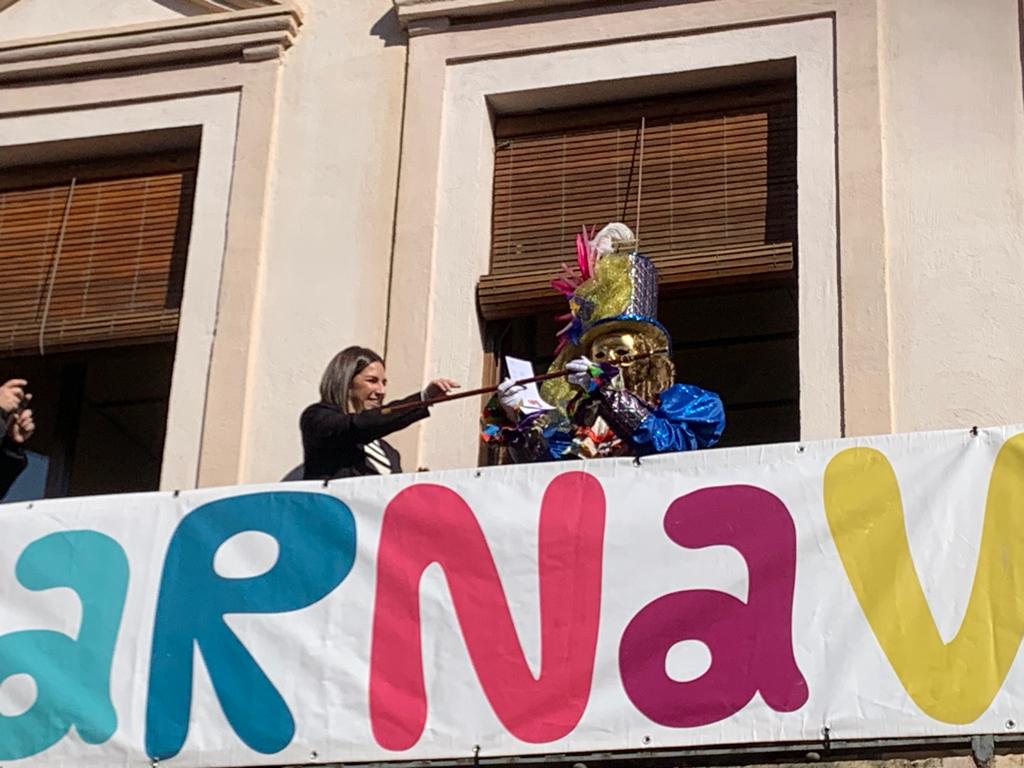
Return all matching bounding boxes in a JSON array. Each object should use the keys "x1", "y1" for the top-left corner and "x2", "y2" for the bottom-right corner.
[{"x1": 541, "y1": 223, "x2": 673, "y2": 407}]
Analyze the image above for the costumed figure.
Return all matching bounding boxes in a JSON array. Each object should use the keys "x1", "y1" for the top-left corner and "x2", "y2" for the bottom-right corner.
[{"x1": 482, "y1": 223, "x2": 725, "y2": 462}]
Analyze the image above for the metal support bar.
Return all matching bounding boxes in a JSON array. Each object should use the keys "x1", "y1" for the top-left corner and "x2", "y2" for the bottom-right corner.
[
  {"x1": 972, "y1": 734, "x2": 995, "y2": 768},
  {"x1": 266, "y1": 734, "x2": 1024, "y2": 768}
]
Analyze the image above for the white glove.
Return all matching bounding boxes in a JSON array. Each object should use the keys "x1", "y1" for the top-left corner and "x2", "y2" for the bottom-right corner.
[
  {"x1": 566, "y1": 357, "x2": 597, "y2": 390},
  {"x1": 497, "y1": 378, "x2": 527, "y2": 413}
]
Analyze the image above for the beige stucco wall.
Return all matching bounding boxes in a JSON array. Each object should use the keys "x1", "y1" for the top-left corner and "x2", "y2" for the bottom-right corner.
[
  {"x1": 880, "y1": 0, "x2": 1024, "y2": 433},
  {"x1": 239, "y1": 0, "x2": 409, "y2": 482},
  {"x1": 4, "y1": 0, "x2": 1024, "y2": 484},
  {"x1": 374, "y1": 0, "x2": 1024, "y2": 473}
]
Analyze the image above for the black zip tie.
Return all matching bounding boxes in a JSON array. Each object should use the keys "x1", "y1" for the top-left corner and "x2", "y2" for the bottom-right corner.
[
  {"x1": 633, "y1": 455, "x2": 643, "y2": 467},
  {"x1": 473, "y1": 744, "x2": 481, "y2": 767},
  {"x1": 971, "y1": 425, "x2": 979, "y2": 437},
  {"x1": 172, "y1": 490, "x2": 180, "y2": 498},
  {"x1": 322, "y1": 478, "x2": 330, "y2": 488},
  {"x1": 822, "y1": 724, "x2": 832, "y2": 752}
]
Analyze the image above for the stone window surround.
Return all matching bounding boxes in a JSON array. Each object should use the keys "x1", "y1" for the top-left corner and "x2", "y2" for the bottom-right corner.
[
  {"x1": 385, "y1": 13, "x2": 844, "y2": 472},
  {"x1": 0, "y1": 3, "x2": 301, "y2": 490}
]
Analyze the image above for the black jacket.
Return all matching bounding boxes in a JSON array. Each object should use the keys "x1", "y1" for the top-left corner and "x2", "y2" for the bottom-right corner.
[
  {"x1": 300, "y1": 393, "x2": 429, "y2": 480},
  {"x1": 0, "y1": 436, "x2": 27, "y2": 500}
]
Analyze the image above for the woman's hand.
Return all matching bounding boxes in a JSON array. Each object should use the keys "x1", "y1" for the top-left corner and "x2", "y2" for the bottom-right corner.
[{"x1": 423, "y1": 378, "x2": 461, "y2": 400}]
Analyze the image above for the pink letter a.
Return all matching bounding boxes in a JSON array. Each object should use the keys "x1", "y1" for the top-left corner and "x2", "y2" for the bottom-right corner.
[{"x1": 370, "y1": 471, "x2": 605, "y2": 750}]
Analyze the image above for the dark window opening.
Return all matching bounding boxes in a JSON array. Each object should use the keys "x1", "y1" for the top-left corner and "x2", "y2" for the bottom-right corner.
[
  {"x1": 2, "y1": 344, "x2": 175, "y2": 500},
  {"x1": 0, "y1": 135, "x2": 199, "y2": 500},
  {"x1": 480, "y1": 80, "x2": 799, "y2": 460}
]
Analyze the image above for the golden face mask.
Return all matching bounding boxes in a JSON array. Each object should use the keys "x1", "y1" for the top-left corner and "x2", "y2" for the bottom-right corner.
[
  {"x1": 588, "y1": 327, "x2": 674, "y2": 404},
  {"x1": 589, "y1": 331, "x2": 640, "y2": 366}
]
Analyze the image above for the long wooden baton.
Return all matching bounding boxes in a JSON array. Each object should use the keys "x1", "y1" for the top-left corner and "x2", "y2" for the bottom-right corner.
[{"x1": 380, "y1": 348, "x2": 669, "y2": 414}]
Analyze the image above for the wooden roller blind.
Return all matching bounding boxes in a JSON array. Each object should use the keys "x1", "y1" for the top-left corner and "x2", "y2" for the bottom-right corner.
[
  {"x1": 0, "y1": 160, "x2": 195, "y2": 357},
  {"x1": 480, "y1": 83, "x2": 797, "y2": 320}
]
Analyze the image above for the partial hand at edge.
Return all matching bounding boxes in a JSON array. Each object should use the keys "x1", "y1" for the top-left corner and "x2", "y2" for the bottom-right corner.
[
  {"x1": 8, "y1": 408, "x2": 34, "y2": 444},
  {"x1": 0, "y1": 379, "x2": 27, "y2": 414}
]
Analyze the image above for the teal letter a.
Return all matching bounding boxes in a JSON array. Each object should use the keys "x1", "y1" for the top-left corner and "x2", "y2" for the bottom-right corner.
[{"x1": 0, "y1": 531, "x2": 129, "y2": 760}]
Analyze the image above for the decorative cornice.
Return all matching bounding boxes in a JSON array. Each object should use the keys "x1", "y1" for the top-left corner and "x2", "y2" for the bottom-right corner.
[
  {"x1": 0, "y1": 0, "x2": 281, "y2": 13},
  {"x1": 0, "y1": 4, "x2": 301, "y2": 84},
  {"x1": 393, "y1": 0, "x2": 647, "y2": 31}
]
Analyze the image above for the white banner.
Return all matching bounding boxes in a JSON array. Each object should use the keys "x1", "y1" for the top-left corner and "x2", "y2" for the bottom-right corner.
[{"x1": 2, "y1": 425, "x2": 1024, "y2": 767}]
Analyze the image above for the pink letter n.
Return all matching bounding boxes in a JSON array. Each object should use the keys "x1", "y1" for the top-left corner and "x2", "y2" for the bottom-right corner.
[{"x1": 369, "y1": 471, "x2": 605, "y2": 750}]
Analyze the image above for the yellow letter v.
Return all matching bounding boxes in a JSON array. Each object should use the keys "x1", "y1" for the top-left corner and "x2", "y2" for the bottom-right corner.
[{"x1": 823, "y1": 434, "x2": 1024, "y2": 724}]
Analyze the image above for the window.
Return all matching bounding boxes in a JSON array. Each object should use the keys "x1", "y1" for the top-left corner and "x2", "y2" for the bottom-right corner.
[
  {"x1": 0, "y1": 141, "x2": 198, "y2": 499},
  {"x1": 480, "y1": 81, "x2": 798, "y2": 450}
]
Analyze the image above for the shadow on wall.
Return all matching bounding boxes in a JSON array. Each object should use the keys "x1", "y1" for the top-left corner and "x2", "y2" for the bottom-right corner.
[
  {"x1": 371, "y1": 7, "x2": 408, "y2": 48},
  {"x1": 418, "y1": 0, "x2": 718, "y2": 32},
  {"x1": 281, "y1": 464, "x2": 304, "y2": 482},
  {"x1": 151, "y1": 0, "x2": 211, "y2": 17}
]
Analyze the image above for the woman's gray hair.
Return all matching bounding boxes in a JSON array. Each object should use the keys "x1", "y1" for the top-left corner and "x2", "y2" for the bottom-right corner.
[{"x1": 319, "y1": 346, "x2": 384, "y2": 413}]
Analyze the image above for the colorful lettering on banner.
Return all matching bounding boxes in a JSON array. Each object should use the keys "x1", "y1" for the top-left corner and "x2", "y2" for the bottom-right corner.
[
  {"x1": 824, "y1": 434, "x2": 1024, "y2": 724},
  {"x1": 145, "y1": 492, "x2": 357, "y2": 760},
  {"x1": 5, "y1": 428, "x2": 1024, "y2": 766},
  {"x1": 369, "y1": 471, "x2": 605, "y2": 750},
  {"x1": 619, "y1": 485, "x2": 808, "y2": 726},
  {"x1": 0, "y1": 531, "x2": 129, "y2": 761}
]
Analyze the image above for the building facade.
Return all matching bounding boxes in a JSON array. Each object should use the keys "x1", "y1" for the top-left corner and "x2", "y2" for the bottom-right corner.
[{"x1": 1, "y1": 0, "x2": 1022, "y2": 493}]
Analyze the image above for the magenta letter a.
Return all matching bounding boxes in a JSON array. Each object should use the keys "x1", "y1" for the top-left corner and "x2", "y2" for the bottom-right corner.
[
  {"x1": 619, "y1": 485, "x2": 807, "y2": 727},
  {"x1": 370, "y1": 471, "x2": 605, "y2": 750}
]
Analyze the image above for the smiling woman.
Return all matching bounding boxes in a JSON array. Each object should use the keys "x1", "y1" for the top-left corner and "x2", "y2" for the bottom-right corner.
[{"x1": 300, "y1": 346, "x2": 459, "y2": 480}]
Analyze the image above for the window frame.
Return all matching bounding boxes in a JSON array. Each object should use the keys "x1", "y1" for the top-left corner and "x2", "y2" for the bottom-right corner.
[{"x1": 386, "y1": 18, "x2": 841, "y2": 470}]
